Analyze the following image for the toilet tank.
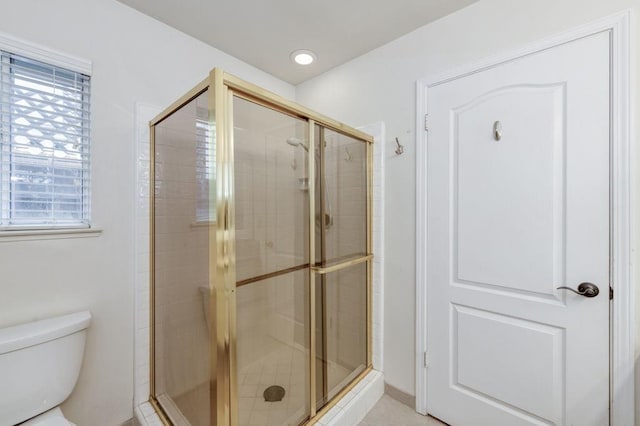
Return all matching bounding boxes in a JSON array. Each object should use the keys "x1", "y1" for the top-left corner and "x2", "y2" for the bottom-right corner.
[{"x1": 0, "y1": 311, "x2": 91, "y2": 425}]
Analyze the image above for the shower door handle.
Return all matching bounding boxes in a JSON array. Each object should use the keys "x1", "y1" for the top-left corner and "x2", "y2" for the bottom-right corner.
[
  {"x1": 556, "y1": 282, "x2": 600, "y2": 298},
  {"x1": 324, "y1": 213, "x2": 333, "y2": 228},
  {"x1": 316, "y1": 213, "x2": 333, "y2": 229}
]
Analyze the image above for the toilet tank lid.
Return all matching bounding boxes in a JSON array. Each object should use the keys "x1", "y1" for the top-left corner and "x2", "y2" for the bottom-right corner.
[{"x1": 0, "y1": 311, "x2": 91, "y2": 355}]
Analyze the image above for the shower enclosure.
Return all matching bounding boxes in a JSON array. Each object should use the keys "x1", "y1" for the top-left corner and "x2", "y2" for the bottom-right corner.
[{"x1": 149, "y1": 69, "x2": 372, "y2": 426}]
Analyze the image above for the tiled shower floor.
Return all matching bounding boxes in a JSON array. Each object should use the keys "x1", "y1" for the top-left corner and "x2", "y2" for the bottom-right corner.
[
  {"x1": 237, "y1": 338, "x2": 354, "y2": 426},
  {"x1": 169, "y1": 337, "x2": 354, "y2": 426},
  {"x1": 238, "y1": 340, "x2": 308, "y2": 426}
]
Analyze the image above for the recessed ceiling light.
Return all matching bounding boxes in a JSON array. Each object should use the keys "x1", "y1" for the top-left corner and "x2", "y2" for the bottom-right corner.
[{"x1": 290, "y1": 50, "x2": 316, "y2": 65}]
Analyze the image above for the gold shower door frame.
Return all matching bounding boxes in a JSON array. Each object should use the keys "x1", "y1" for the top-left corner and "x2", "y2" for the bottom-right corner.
[{"x1": 149, "y1": 68, "x2": 374, "y2": 426}]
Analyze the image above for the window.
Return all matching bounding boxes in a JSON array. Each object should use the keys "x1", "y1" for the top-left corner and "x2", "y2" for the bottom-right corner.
[
  {"x1": 195, "y1": 110, "x2": 215, "y2": 223},
  {"x1": 0, "y1": 51, "x2": 90, "y2": 229}
]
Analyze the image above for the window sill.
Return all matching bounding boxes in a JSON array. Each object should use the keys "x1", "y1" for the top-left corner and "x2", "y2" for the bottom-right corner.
[{"x1": 0, "y1": 227, "x2": 103, "y2": 242}]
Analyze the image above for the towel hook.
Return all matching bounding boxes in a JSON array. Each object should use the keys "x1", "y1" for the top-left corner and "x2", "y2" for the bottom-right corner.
[
  {"x1": 394, "y1": 137, "x2": 404, "y2": 155},
  {"x1": 493, "y1": 121, "x2": 502, "y2": 141},
  {"x1": 344, "y1": 147, "x2": 352, "y2": 162}
]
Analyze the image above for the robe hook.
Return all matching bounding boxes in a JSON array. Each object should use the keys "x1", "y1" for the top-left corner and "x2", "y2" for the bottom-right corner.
[{"x1": 395, "y1": 137, "x2": 404, "y2": 155}]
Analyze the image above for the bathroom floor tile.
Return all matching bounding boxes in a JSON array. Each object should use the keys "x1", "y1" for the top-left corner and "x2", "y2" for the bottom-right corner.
[{"x1": 358, "y1": 395, "x2": 448, "y2": 426}]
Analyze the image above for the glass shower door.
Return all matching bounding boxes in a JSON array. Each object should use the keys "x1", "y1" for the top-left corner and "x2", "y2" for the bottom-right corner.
[
  {"x1": 150, "y1": 69, "x2": 372, "y2": 426},
  {"x1": 153, "y1": 90, "x2": 213, "y2": 426},
  {"x1": 314, "y1": 125, "x2": 370, "y2": 410},
  {"x1": 233, "y1": 95, "x2": 311, "y2": 426}
]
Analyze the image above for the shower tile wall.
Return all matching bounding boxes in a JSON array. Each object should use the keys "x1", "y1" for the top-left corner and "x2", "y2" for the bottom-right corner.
[
  {"x1": 321, "y1": 130, "x2": 367, "y2": 262},
  {"x1": 234, "y1": 141, "x2": 307, "y2": 281},
  {"x1": 134, "y1": 102, "x2": 157, "y2": 408},
  {"x1": 153, "y1": 92, "x2": 212, "y2": 425},
  {"x1": 234, "y1": 113, "x2": 309, "y2": 358}
]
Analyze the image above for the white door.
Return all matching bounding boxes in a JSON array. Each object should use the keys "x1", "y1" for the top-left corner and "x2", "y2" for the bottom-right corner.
[{"x1": 426, "y1": 31, "x2": 610, "y2": 426}]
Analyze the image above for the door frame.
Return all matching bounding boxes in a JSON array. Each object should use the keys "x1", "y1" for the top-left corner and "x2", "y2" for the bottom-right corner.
[{"x1": 415, "y1": 11, "x2": 633, "y2": 424}]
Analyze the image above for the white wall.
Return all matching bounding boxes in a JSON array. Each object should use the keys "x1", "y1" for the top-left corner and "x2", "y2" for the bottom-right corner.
[
  {"x1": 296, "y1": 0, "x2": 640, "y2": 398},
  {"x1": 0, "y1": 1, "x2": 293, "y2": 425}
]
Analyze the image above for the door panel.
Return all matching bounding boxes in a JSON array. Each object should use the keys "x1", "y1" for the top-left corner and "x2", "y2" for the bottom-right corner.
[
  {"x1": 453, "y1": 305, "x2": 564, "y2": 422},
  {"x1": 426, "y1": 31, "x2": 610, "y2": 426},
  {"x1": 455, "y1": 84, "x2": 564, "y2": 296}
]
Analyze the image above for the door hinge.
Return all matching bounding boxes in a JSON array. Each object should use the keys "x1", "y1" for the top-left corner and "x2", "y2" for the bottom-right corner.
[
  {"x1": 424, "y1": 114, "x2": 429, "y2": 131},
  {"x1": 610, "y1": 286, "x2": 613, "y2": 300},
  {"x1": 423, "y1": 351, "x2": 428, "y2": 367}
]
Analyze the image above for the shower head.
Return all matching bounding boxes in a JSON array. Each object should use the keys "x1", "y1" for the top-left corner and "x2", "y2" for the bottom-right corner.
[{"x1": 286, "y1": 137, "x2": 309, "y2": 152}]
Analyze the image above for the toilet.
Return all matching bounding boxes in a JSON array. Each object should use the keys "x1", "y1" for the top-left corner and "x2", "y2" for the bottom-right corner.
[{"x1": 0, "y1": 311, "x2": 91, "y2": 426}]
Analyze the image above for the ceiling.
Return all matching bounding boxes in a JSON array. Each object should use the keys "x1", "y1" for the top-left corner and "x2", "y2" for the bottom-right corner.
[{"x1": 117, "y1": 0, "x2": 478, "y2": 85}]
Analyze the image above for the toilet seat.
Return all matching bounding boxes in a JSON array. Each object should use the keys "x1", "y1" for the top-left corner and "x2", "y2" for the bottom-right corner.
[{"x1": 20, "y1": 407, "x2": 75, "y2": 426}]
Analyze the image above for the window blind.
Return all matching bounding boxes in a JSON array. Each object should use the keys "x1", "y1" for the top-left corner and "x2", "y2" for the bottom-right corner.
[
  {"x1": 0, "y1": 51, "x2": 90, "y2": 228},
  {"x1": 195, "y1": 114, "x2": 215, "y2": 223}
]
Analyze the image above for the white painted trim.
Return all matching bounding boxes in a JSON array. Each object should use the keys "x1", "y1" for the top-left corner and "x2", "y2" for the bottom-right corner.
[
  {"x1": 415, "y1": 10, "x2": 634, "y2": 425},
  {"x1": 415, "y1": 78, "x2": 428, "y2": 416},
  {"x1": 0, "y1": 31, "x2": 91, "y2": 75},
  {"x1": 421, "y1": 10, "x2": 630, "y2": 88},
  {"x1": 608, "y1": 12, "x2": 634, "y2": 426}
]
